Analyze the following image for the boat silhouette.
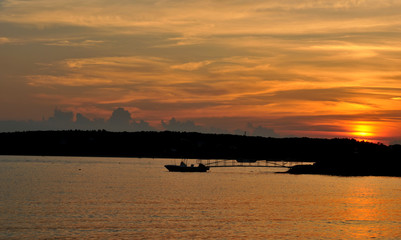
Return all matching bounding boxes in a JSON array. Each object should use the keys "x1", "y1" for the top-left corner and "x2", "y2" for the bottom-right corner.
[{"x1": 165, "y1": 161, "x2": 210, "y2": 172}]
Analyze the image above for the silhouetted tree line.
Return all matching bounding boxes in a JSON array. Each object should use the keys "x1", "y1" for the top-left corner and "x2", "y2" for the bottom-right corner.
[{"x1": 1, "y1": 130, "x2": 400, "y2": 165}]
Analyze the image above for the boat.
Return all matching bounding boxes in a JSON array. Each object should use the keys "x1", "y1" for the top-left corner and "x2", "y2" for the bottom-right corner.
[{"x1": 165, "y1": 161, "x2": 210, "y2": 172}]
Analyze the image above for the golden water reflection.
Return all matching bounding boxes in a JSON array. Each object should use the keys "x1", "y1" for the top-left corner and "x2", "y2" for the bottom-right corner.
[
  {"x1": 338, "y1": 179, "x2": 397, "y2": 239},
  {"x1": 2, "y1": 156, "x2": 401, "y2": 239}
]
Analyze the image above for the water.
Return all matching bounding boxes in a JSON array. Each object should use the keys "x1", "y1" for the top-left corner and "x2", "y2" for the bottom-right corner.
[{"x1": 1, "y1": 156, "x2": 401, "y2": 239}]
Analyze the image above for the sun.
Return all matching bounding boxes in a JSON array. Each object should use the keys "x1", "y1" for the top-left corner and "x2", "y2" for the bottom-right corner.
[{"x1": 352, "y1": 123, "x2": 374, "y2": 138}]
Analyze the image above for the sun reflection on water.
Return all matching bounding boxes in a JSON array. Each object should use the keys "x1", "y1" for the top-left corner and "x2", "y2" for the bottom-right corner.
[{"x1": 339, "y1": 180, "x2": 391, "y2": 239}]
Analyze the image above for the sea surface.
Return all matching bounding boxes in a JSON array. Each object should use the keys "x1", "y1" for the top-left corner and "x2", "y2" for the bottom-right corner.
[{"x1": 1, "y1": 156, "x2": 401, "y2": 239}]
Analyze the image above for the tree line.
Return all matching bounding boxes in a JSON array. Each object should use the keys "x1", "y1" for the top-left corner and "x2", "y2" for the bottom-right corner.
[{"x1": 1, "y1": 130, "x2": 399, "y2": 163}]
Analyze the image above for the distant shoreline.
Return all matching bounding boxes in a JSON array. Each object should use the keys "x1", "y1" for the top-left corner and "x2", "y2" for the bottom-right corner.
[{"x1": 1, "y1": 130, "x2": 400, "y2": 177}]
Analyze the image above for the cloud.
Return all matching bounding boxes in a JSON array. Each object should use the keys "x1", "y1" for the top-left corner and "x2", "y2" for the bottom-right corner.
[
  {"x1": 0, "y1": 37, "x2": 10, "y2": 44},
  {"x1": 63, "y1": 56, "x2": 167, "y2": 70},
  {"x1": 161, "y1": 117, "x2": 230, "y2": 134},
  {"x1": 48, "y1": 108, "x2": 74, "y2": 124},
  {"x1": 45, "y1": 39, "x2": 104, "y2": 47},
  {"x1": 171, "y1": 60, "x2": 213, "y2": 71},
  {"x1": 108, "y1": 107, "x2": 131, "y2": 124},
  {"x1": 24, "y1": 55, "x2": 277, "y2": 112},
  {"x1": 161, "y1": 118, "x2": 205, "y2": 133},
  {"x1": 25, "y1": 56, "x2": 171, "y2": 87},
  {"x1": 233, "y1": 87, "x2": 374, "y2": 107},
  {"x1": 2, "y1": 0, "x2": 400, "y2": 38},
  {"x1": 26, "y1": 75, "x2": 114, "y2": 87},
  {"x1": 247, "y1": 123, "x2": 279, "y2": 138},
  {"x1": 23, "y1": 52, "x2": 401, "y2": 131},
  {"x1": 0, "y1": 108, "x2": 156, "y2": 132},
  {"x1": 76, "y1": 113, "x2": 91, "y2": 125}
]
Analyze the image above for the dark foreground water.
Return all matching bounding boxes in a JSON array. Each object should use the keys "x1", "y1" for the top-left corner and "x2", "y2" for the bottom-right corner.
[{"x1": 1, "y1": 156, "x2": 401, "y2": 239}]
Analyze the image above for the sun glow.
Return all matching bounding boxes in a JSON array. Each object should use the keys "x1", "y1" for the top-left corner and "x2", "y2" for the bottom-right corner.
[{"x1": 351, "y1": 123, "x2": 375, "y2": 138}]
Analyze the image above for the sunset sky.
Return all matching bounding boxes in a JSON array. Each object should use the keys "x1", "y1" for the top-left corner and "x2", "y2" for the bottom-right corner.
[{"x1": 1, "y1": 0, "x2": 401, "y2": 143}]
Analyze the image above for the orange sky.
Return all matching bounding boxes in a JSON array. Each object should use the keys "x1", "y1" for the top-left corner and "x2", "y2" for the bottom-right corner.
[{"x1": 1, "y1": 0, "x2": 401, "y2": 143}]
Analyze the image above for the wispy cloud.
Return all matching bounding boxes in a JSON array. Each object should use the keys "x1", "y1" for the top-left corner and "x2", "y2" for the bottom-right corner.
[
  {"x1": 45, "y1": 39, "x2": 104, "y2": 47},
  {"x1": 1, "y1": 0, "x2": 400, "y2": 35},
  {"x1": 0, "y1": 37, "x2": 10, "y2": 44},
  {"x1": 171, "y1": 60, "x2": 213, "y2": 71}
]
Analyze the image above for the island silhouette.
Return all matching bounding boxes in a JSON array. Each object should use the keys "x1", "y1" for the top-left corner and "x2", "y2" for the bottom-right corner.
[{"x1": 1, "y1": 130, "x2": 400, "y2": 176}]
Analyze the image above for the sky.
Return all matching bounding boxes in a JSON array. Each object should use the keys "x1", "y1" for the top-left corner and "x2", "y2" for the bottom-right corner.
[{"x1": 1, "y1": 0, "x2": 401, "y2": 144}]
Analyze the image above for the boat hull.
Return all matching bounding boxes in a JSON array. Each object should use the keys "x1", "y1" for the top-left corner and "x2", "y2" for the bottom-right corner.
[{"x1": 165, "y1": 165, "x2": 209, "y2": 172}]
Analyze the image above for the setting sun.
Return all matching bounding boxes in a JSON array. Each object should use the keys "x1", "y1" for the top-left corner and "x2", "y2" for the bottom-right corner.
[{"x1": 351, "y1": 122, "x2": 375, "y2": 138}]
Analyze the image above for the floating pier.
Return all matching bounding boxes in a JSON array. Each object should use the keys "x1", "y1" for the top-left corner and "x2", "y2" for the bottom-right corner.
[{"x1": 195, "y1": 159, "x2": 313, "y2": 168}]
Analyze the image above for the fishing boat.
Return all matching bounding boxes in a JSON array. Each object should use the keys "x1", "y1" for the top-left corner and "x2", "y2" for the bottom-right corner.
[{"x1": 165, "y1": 161, "x2": 210, "y2": 172}]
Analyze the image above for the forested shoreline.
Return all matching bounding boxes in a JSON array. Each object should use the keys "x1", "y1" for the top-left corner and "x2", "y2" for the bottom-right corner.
[{"x1": 1, "y1": 130, "x2": 401, "y2": 176}]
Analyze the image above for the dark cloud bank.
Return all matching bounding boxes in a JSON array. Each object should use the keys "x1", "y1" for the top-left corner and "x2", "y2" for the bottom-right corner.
[{"x1": 0, "y1": 108, "x2": 279, "y2": 138}]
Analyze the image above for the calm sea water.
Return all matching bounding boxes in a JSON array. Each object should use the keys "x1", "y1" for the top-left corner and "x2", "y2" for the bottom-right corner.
[{"x1": 1, "y1": 156, "x2": 401, "y2": 239}]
